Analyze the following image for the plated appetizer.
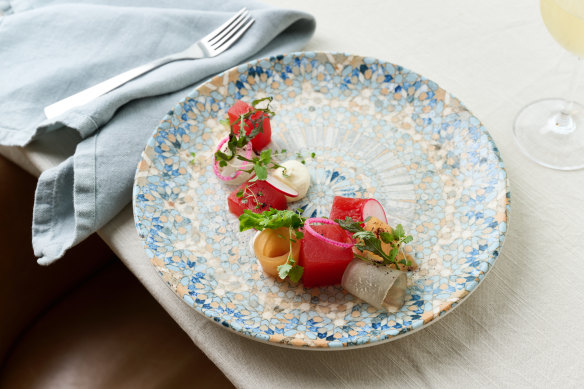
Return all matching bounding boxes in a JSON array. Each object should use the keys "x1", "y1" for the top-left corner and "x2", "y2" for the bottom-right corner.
[{"x1": 212, "y1": 97, "x2": 416, "y2": 312}]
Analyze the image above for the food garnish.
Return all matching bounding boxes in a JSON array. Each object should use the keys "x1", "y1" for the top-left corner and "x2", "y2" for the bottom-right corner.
[
  {"x1": 337, "y1": 216, "x2": 413, "y2": 270},
  {"x1": 215, "y1": 97, "x2": 274, "y2": 167},
  {"x1": 228, "y1": 180, "x2": 287, "y2": 216},
  {"x1": 271, "y1": 160, "x2": 310, "y2": 202},
  {"x1": 239, "y1": 209, "x2": 305, "y2": 282},
  {"x1": 235, "y1": 149, "x2": 286, "y2": 183},
  {"x1": 329, "y1": 196, "x2": 387, "y2": 224}
]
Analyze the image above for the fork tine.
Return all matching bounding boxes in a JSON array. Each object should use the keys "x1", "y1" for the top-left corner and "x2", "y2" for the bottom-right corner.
[
  {"x1": 211, "y1": 15, "x2": 254, "y2": 53},
  {"x1": 204, "y1": 8, "x2": 247, "y2": 42},
  {"x1": 207, "y1": 9, "x2": 249, "y2": 45}
]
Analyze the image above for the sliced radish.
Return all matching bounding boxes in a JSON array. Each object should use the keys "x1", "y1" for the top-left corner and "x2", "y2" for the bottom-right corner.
[
  {"x1": 212, "y1": 135, "x2": 253, "y2": 184},
  {"x1": 304, "y1": 218, "x2": 355, "y2": 249},
  {"x1": 329, "y1": 196, "x2": 388, "y2": 224},
  {"x1": 362, "y1": 199, "x2": 388, "y2": 224},
  {"x1": 264, "y1": 174, "x2": 299, "y2": 198}
]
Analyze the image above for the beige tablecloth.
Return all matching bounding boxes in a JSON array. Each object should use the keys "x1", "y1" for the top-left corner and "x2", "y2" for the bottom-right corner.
[{"x1": 4, "y1": 0, "x2": 584, "y2": 387}]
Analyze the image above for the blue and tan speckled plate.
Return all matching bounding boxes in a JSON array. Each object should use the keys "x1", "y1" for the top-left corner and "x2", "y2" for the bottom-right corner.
[{"x1": 132, "y1": 52, "x2": 510, "y2": 349}]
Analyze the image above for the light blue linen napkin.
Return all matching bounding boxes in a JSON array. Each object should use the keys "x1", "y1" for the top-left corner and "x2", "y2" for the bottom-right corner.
[{"x1": 0, "y1": 0, "x2": 315, "y2": 264}]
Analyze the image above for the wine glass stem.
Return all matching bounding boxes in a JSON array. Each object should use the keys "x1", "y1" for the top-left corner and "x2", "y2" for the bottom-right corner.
[{"x1": 556, "y1": 57, "x2": 583, "y2": 131}]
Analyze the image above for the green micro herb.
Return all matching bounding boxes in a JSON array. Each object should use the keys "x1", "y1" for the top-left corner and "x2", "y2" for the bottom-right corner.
[
  {"x1": 294, "y1": 151, "x2": 316, "y2": 165},
  {"x1": 239, "y1": 208, "x2": 305, "y2": 282},
  {"x1": 214, "y1": 97, "x2": 275, "y2": 167},
  {"x1": 336, "y1": 217, "x2": 413, "y2": 269},
  {"x1": 236, "y1": 149, "x2": 286, "y2": 182}
]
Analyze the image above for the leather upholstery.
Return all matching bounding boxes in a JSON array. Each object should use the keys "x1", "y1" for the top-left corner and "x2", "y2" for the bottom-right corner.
[
  {"x1": 0, "y1": 155, "x2": 113, "y2": 362},
  {"x1": 0, "y1": 156, "x2": 233, "y2": 388}
]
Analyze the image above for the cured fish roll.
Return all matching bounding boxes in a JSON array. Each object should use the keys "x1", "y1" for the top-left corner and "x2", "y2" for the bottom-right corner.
[{"x1": 341, "y1": 259, "x2": 407, "y2": 312}]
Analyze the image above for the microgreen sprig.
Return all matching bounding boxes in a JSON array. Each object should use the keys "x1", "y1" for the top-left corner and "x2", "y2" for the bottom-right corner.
[
  {"x1": 336, "y1": 217, "x2": 413, "y2": 269},
  {"x1": 236, "y1": 149, "x2": 286, "y2": 182}
]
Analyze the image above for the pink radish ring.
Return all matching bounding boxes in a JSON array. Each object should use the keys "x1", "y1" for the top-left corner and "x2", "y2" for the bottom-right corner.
[
  {"x1": 212, "y1": 135, "x2": 252, "y2": 181},
  {"x1": 304, "y1": 218, "x2": 355, "y2": 249}
]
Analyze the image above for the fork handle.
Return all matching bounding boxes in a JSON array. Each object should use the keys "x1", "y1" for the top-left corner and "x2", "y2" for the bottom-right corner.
[{"x1": 44, "y1": 54, "x2": 183, "y2": 119}]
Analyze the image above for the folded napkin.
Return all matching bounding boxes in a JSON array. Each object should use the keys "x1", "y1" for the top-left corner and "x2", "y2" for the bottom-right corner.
[{"x1": 0, "y1": 0, "x2": 315, "y2": 264}]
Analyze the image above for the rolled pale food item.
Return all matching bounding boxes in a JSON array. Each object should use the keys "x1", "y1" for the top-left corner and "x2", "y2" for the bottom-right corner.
[{"x1": 341, "y1": 259, "x2": 407, "y2": 312}]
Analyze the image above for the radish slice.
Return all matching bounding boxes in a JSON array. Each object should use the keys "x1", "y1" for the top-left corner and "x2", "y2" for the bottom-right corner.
[
  {"x1": 212, "y1": 136, "x2": 253, "y2": 183},
  {"x1": 362, "y1": 199, "x2": 388, "y2": 224},
  {"x1": 329, "y1": 196, "x2": 388, "y2": 224},
  {"x1": 265, "y1": 174, "x2": 299, "y2": 198},
  {"x1": 304, "y1": 218, "x2": 354, "y2": 249},
  {"x1": 271, "y1": 160, "x2": 310, "y2": 202}
]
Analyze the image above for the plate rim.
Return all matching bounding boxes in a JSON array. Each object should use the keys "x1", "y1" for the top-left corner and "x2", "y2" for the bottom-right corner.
[{"x1": 132, "y1": 50, "x2": 511, "y2": 350}]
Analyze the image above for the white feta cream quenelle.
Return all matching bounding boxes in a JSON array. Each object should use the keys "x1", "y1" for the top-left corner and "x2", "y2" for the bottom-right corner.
[{"x1": 271, "y1": 160, "x2": 310, "y2": 202}]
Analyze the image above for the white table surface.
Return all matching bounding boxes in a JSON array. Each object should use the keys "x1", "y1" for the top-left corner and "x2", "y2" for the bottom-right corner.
[{"x1": 4, "y1": 0, "x2": 584, "y2": 387}]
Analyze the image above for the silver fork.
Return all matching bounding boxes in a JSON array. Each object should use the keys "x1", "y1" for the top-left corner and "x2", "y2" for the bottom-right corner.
[{"x1": 44, "y1": 8, "x2": 254, "y2": 119}]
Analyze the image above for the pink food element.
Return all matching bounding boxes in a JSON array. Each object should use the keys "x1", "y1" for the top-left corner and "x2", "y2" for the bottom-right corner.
[
  {"x1": 303, "y1": 218, "x2": 353, "y2": 248},
  {"x1": 212, "y1": 135, "x2": 253, "y2": 182},
  {"x1": 299, "y1": 219, "x2": 355, "y2": 288},
  {"x1": 227, "y1": 179, "x2": 287, "y2": 217},
  {"x1": 264, "y1": 174, "x2": 298, "y2": 198},
  {"x1": 329, "y1": 196, "x2": 387, "y2": 224},
  {"x1": 228, "y1": 100, "x2": 272, "y2": 151}
]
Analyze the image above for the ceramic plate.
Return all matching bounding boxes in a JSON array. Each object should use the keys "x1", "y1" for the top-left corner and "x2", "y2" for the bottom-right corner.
[{"x1": 133, "y1": 52, "x2": 510, "y2": 349}]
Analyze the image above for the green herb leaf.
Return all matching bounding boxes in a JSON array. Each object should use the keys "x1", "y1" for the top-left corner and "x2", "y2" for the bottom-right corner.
[
  {"x1": 379, "y1": 231, "x2": 394, "y2": 244},
  {"x1": 254, "y1": 164, "x2": 268, "y2": 180},
  {"x1": 260, "y1": 149, "x2": 272, "y2": 164},
  {"x1": 239, "y1": 209, "x2": 306, "y2": 232},
  {"x1": 287, "y1": 265, "x2": 304, "y2": 283},
  {"x1": 389, "y1": 247, "x2": 399, "y2": 261},
  {"x1": 353, "y1": 230, "x2": 376, "y2": 241},
  {"x1": 335, "y1": 216, "x2": 414, "y2": 268},
  {"x1": 394, "y1": 224, "x2": 405, "y2": 239},
  {"x1": 336, "y1": 217, "x2": 363, "y2": 233},
  {"x1": 277, "y1": 263, "x2": 293, "y2": 279}
]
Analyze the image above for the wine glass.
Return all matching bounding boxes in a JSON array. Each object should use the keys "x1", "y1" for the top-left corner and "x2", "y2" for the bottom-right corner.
[{"x1": 514, "y1": 0, "x2": 584, "y2": 170}]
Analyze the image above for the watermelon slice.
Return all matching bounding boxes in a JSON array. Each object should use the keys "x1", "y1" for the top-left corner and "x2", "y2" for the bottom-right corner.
[
  {"x1": 227, "y1": 179, "x2": 287, "y2": 217},
  {"x1": 329, "y1": 196, "x2": 388, "y2": 224}
]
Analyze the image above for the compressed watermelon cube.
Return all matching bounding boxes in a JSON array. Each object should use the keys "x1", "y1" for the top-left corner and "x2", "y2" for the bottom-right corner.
[
  {"x1": 227, "y1": 100, "x2": 272, "y2": 151},
  {"x1": 227, "y1": 179, "x2": 287, "y2": 217},
  {"x1": 299, "y1": 224, "x2": 354, "y2": 288}
]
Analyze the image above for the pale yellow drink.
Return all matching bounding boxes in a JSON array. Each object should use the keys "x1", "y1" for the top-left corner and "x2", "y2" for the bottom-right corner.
[{"x1": 541, "y1": 0, "x2": 584, "y2": 56}]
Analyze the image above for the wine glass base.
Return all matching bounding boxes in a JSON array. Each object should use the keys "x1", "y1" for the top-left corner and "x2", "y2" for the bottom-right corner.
[{"x1": 513, "y1": 99, "x2": 584, "y2": 170}]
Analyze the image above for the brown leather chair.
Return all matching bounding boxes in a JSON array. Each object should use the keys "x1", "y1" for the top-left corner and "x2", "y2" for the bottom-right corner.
[{"x1": 0, "y1": 156, "x2": 233, "y2": 388}]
